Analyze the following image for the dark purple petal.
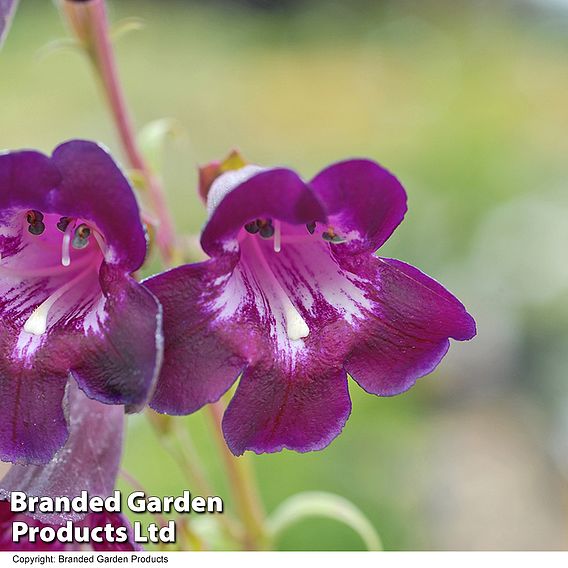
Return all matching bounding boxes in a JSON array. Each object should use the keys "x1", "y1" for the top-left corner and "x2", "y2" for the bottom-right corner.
[
  {"x1": 0, "y1": 501, "x2": 67, "y2": 551},
  {"x1": 90, "y1": 512, "x2": 141, "y2": 551},
  {"x1": 0, "y1": 0, "x2": 18, "y2": 48},
  {"x1": 309, "y1": 159, "x2": 407, "y2": 253},
  {"x1": 0, "y1": 358, "x2": 67, "y2": 465},
  {"x1": 0, "y1": 384, "x2": 123, "y2": 523},
  {"x1": 144, "y1": 258, "x2": 246, "y2": 415},
  {"x1": 223, "y1": 363, "x2": 351, "y2": 455},
  {"x1": 51, "y1": 141, "x2": 147, "y2": 271},
  {"x1": 0, "y1": 141, "x2": 147, "y2": 272},
  {"x1": 201, "y1": 168, "x2": 326, "y2": 257},
  {"x1": 344, "y1": 256, "x2": 476, "y2": 396},
  {"x1": 65, "y1": 263, "x2": 163, "y2": 411}
]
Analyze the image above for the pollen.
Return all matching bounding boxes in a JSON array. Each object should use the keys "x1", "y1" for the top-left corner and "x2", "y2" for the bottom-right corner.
[
  {"x1": 26, "y1": 210, "x2": 45, "y2": 236},
  {"x1": 258, "y1": 219, "x2": 275, "y2": 239},
  {"x1": 322, "y1": 226, "x2": 346, "y2": 244},
  {"x1": 244, "y1": 221, "x2": 260, "y2": 234},
  {"x1": 72, "y1": 224, "x2": 91, "y2": 250}
]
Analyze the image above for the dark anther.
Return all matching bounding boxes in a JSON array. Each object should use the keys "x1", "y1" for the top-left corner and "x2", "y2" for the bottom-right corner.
[
  {"x1": 57, "y1": 217, "x2": 73, "y2": 232},
  {"x1": 322, "y1": 228, "x2": 346, "y2": 244},
  {"x1": 72, "y1": 224, "x2": 91, "y2": 249},
  {"x1": 28, "y1": 222, "x2": 45, "y2": 236},
  {"x1": 258, "y1": 219, "x2": 275, "y2": 239},
  {"x1": 26, "y1": 210, "x2": 44, "y2": 224},
  {"x1": 306, "y1": 221, "x2": 316, "y2": 235},
  {"x1": 244, "y1": 221, "x2": 260, "y2": 234}
]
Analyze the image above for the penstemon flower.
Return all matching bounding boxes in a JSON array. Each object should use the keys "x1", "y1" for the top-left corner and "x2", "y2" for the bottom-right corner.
[
  {"x1": 0, "y1": 383, "x2": 139, "y2": 551},
  {"x1": 0, "y1": 140, "x2": 163, "y2": 465},
  {"x1": 146, "y1": 158, "x2": 476, "y2": 456}
]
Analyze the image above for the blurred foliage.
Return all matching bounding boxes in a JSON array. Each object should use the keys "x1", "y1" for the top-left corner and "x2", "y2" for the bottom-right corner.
[{"x1": 2, "y1": 0, "x2": 568, "y2": 551}]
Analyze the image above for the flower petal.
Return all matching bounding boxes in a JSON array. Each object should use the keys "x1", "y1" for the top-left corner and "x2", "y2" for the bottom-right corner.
[
  {"x1": 144, "y1": 259, "x2": 246, "y2": 415},
  {"x1": 51, "y1": 141, "x2": 147, "y2": 271},
  {"x1": 0, "y1": 361, "x2": 67, "y2": 465},
  {"x1": 309, "y1": 159, "x2": 407, "y2": 253},
  {"x1": 64, "y1": 264, "x2": 163, "y2": 411},
  {"x1": 0, "y1": 383, "x2": 124, "y2": 523},
  {"x1": 201, "y1": 168, "x2": 326, "y2": 256},
  {"x1": 344, "y1": 256, "x2": 476, "y2": 396},
  {"x1": 222, "y1": 364, "x2": 351, "y2": 455},
  {"x1": 0, "y1": 141, "x2": 147, "y2": 272},
  {"x1": 0, "y1": 504, "x2": 140, "y2": 551}
]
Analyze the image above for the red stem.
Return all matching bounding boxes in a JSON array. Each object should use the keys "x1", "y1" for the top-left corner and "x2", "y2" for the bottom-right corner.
[{"x1": 74, "y1": 0, "x2": 176, "y2": 265}]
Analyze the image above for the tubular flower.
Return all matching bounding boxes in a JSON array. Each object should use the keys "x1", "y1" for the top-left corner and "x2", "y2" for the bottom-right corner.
[
  {"x1": 0, "y1": 140, "x2": 163, "y2": 465},
  {"x1": 0, "y1": 383, "x2": 139, "y2": 551},
  {"x1": 145, "y1": 159, "x2": 476, "y2": 456}
]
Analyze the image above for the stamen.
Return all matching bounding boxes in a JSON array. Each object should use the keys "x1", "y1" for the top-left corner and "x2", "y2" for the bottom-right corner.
[
  {"x1": 28, "y1": 222, "x2": 45, "y2": 236},
  {"x1": 306, "y1": 221, "x2": 316, "y2": 235},
  {"x1": 273, "y1": 220, "x2": 281, "y2": 253},
  {"x1": 61, "y1": 220, "x2": 75, "y2": 267},
  {"x1": 72, "y1": 224, "x2": 91, "y2": 250},
  {"x1": 26, "y1": 210, "x2": 44, "y2": 224},
  {"x1": 93, "y1": 230, "x2": 108, "y2": 259},
  {"x1": 244, "y1": 221, "x2": 260, "y2": 234},
  {"x1": 322, "y1": 227, "x2": 346, "y2": 244},
  {"x1": 23, "y1": 265, "x2": 93, "y2": 336},
  {"x1": 57, "y1": 217, "x2": 72, "y2": 232},
  {"x1": 258, "y1": 219, "x2": 275, "y2": 239},
  {"x1": 26, "y1": 210, "x2": 45, "y2": 236}
]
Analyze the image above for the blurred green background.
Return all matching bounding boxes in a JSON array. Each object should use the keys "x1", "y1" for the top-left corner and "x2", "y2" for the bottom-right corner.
[{"x1": 2, "y1": 0, "x2": 568, "y2": 551}]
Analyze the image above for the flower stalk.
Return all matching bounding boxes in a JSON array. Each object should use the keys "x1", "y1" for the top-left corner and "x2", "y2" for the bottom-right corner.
[
  {"x1": 61, "y1": 0, "x2": 176, "y2": 265},
  {"x1": 208, "y1": 402, "x2": 270, "y2": 550}
]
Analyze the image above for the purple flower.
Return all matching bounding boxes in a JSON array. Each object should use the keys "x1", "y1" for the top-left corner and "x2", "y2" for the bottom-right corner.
[
  {"x1": 0, "y1": 383, "x2": 139, "y2": 551},
  {"x1": 0, "y1": 140, "x2": 163, "y2": 465},
  {"x1": 145, "y1": 159, "x2": 476, "y2": 455}
]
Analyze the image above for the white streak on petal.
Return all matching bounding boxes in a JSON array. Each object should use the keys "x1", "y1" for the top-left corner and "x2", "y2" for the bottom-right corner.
[{"x1": 207, "y1": 165, "x2": 267, "y2": 217}]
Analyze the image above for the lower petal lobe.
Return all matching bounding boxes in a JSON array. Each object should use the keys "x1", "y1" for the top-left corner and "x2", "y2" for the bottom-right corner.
[
  {"x1": 343, "y1": 256, "x2": 476, "y2": 396},
  {"x1": 223, "y1": 363, "x2": 351, "y2": 456},
  {"x1": 144, "y1": 259, "x2": 246, "y2": 415},
  {"x1": 0, "y1": 352, "x2": 68, "y2": 464},
  {"x1": 65, "y1": 264, "x2": 163, "y2": 411},
  {"x1": 0, "y1": 384, "x2": 124, "y2": 523}
]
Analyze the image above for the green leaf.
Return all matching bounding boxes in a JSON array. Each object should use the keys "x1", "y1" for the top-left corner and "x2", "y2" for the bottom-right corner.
[{"x1": 268, "y1": 491, "x2": 383, "y2": 551}]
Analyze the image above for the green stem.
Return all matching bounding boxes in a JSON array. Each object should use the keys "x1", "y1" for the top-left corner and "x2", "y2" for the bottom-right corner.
[
  {"x1": 207, "y1": 402, "x2": 270, "y2": 550},
  {"x1": 146, "y1": 412, "x2": 242, "y2": 545}
]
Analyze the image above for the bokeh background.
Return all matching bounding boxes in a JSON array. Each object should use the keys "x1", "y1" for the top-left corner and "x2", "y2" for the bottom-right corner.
[{"x1": 2, "y1": 0, "x2": 568, "y2": 551}]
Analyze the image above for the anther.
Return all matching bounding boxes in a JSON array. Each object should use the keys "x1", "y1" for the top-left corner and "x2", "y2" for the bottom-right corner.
[
  {"x1": 28, "y1": 221, "x2": 45, "y2": 236},
  {"x1": 26, "y1": 210, "x2": 44, "y2": 224},
  {"x1": 258, "y1": 219, "x2": 275, "y2": 239},
  {"x1": 72, "y1": 224, "x2": 91, "y2": 250},
  {"x1": 57, "y1": 217, "x2": 73, "y2": 232},
  {"x1": 244, "y1": 221, "x2": 260, "y2": 234},
  {"x1": 306, "y1": 221, "x2": 316, "y2": 235},
  {"x1": 322, "y1": 227, "x2": 346, "y2": 244}
]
